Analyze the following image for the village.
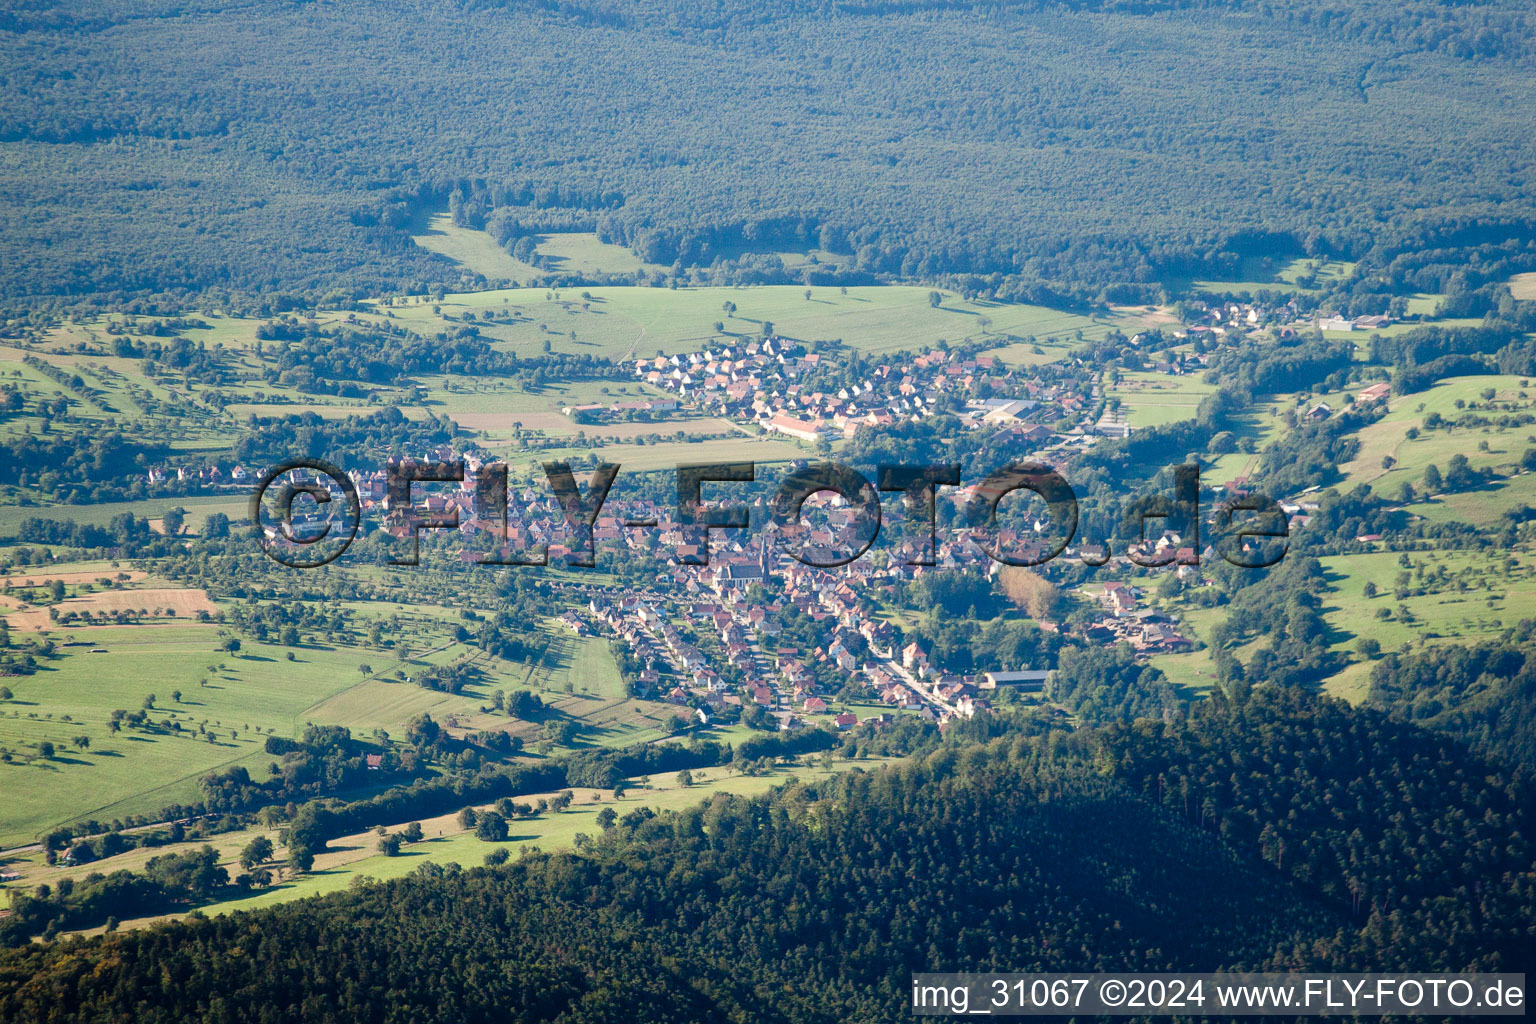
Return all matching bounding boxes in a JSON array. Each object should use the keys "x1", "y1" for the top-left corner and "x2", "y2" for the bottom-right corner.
[{"x1": 132, "y1": 294, "x2": 1402, "y2": 733}]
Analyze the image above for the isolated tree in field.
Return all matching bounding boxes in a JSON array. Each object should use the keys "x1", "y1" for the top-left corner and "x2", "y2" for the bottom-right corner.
[
  {"x1": 72, "y1": 735, "x2": 89, "y2": 751},
  {"x1": 1424, "y1": 463, "x2": 1443, "y2": 492},
  {"x1": 929, "y1": 290, "x2": 942, "y2": 308},
  {"x1": 1363, "y1": 581, "x2": 1378, "y2": 598},
  {"x1": 171, "y1": 690, "x2": 181, "y2": 703},
  {"x1": 162, "y1": 507, "x2": 186, "y2": 536},
  {"x1": 402, "y1": 822, "x2": 423, "y2": 843},
  {"x1": 675, "y1": 768, "x2": 694, "y2": 787},
  {"x1": 596, "y1": 807, "x2": 617, "y2": 830},
  {"x1": 722, "y1": 300, "x2": 736, "y2": 316},
  {"x1": 240, "y1": 836, "x2": 274, "y2": 871},
  {"x1": 475, "y1": 812, "x2": 509, "y2": 842},
  {"x1": 457, "y1": 807, "x2": 478, "y2": 829},
  {"x1": 38, "y1": 741, "x2": 54, "y2": 759},
  {"x1": 378, "y1": 833, "x2": 402, "y2": 856},
  {"x1": 0, "y1": 687, "x2": 11, "y2": 702},
  {"x1": 143, "y1": 694, "x2": 156, "y2": 709}
]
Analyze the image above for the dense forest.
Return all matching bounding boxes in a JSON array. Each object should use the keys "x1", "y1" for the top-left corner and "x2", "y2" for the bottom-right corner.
[
  {"x1": 1, "y1": 0, "x2": 1534, "y2": 310},
  {"x1": 0, "y1": 688, "x2": 1528, "y2": 1022}
]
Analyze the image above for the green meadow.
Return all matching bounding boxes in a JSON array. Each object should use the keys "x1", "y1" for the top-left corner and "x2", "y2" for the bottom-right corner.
[
  {"x1": 367, "y1": 284, "x2": 1125, "y2": 362},
  {"x1": 1314, "y1": 548, "x2": 1536, "y2": 692},
  {"x1": 1105, "y1": 371, "x2": 1219, "y2": 429},
  {"x1": 0, "y1": 495, "x2": 249, "y2": 536},
  {"x1": 6, "y1": 754, "x2": 905, "y2": 937},
  {"x1": 1337, "y1": 375, "x2": 1536, "y2": 493},
  {"x1": 1189, "y1": 257, "x2": 1358, "y2": 296},
  {"x1": 0, "y1": 625, "x2": 397, "y2": 846}
]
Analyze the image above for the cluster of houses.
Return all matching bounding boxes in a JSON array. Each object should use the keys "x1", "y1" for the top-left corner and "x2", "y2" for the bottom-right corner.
[
  {"x1": 144, "y1": 464, "x2": 252, "y2": 487},
  {"x1": 567, "y1": 531, "x2": 1020, "y2": 730},
  {"x1": 630, "y1": 339, "x2": 1088, "y2": 445},
  {"x1": 1089, "y1": 582, "x2": 1193, "y2": 654}
]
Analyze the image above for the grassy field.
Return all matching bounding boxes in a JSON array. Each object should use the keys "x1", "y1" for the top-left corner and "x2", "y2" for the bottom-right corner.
[
  {"x1": 533, "y1": 232, "x2": 668, "y2": 279},
  {"x1": 0, "y1": 624, "x2": 416, "y2": 846},
  {"x1": 364, "y1": 285, "x2": 1126, "y2": 362},
  {"x1": 1205, "y1": 397, "x2": 1290, "y2": 484},
  {"x1": 1337, "y1": 375, "x2": 1536, "y2": 492},
  {"x1": 409, "y1": 218, "x2": 669, "y2": 284},
  {"x1": 410, "y1": 213, "x2": 542, "y2": 285},
  {"x1": 1317, "y1": 547, "x2": 1536, "y2": 659},
  {"x1": 1407, "y1": 471, "x2": 1536, "y2": 528},
  {"x1": 2, "y1": 752, "x2": 904, "y2": 937},
  {"x1": 0, "y1": 600, "x2": 662, "y2": 848},
  {"x1": 0, "y1": 494, "x2": 249, "y2": 537},
  {"x1": 1157, "y1": 546, "x2": 1536, "y2": 705},
  {"x1": 1189, "y1": 257, "x2": 1357, "y2": 296},
  {"x1": 1507, "y1": 273, "x2": 1536, "y2": 301},
  {"x1": 409, "y1": 375, "x2": 724, "y2": 445},
  {"x1": 1105, "y1": 371, "x2": 1218, "y2": 429}
]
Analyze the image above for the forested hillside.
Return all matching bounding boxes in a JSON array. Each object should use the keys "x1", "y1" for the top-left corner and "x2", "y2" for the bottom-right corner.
[
  {"x1": 1, "y1": 0, "x2": 1534, "y2": 309},
  {"x1": 0, "y1": 690, "x2": 1529, "y2": 1022}
]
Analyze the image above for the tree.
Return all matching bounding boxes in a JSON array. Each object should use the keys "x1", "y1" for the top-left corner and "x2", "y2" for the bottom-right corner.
[
  {"x1": 1362, "y1": 581, "x2": 1378, "y2": 599},
  {"x1": 378, "y1": 833, "x2": 402, "y2": 856},
  {"x1": 71, "y1": 735, "x2": 89, "y2": 751},
  {"x1": 997, "y1": 566, "x2": 1063, "y2": 619},
  {"x1": 38, "y1": 740, "x2": 54, "y2": 759},
  {"x1": 162, "y1": 506, "x2": 186, "y2": 536},
  {"x1": 475, "y1": 812, "x2": 509, "y2": 842},
  {"x1": 1423, "y1": 463, "x2": 1443, "y2": 493},
  {"x1": 171, "y1": 690, "x2": 182, "y2": 703},
  {"x1": 507, "y1": 690, "x2": 543, "y2": 719},
  {"x1": 484, "y1": 847, "x2": 511, "y2": 866},
  {"x1": 0, "y1": 687, "x2": 11, "y2": 702},
  {"x1": 402, "y1": 821, "x2": 424, "y2": 843},
  {"x1": 240, "y1": 836, "x2": 274, "y2": 871},
  {"x1": 928, "y1": 290, "x2": 942, "y2": 308},
  {"x1": 1355, "y1": 637, "x2": 1381, "y2": 660},
  {"x1": 675, "y1": 768, "x2": 694, "y2": 787},
  {"x1": 457, "y1": 807, "x2": 478, "y2": 829},
  {"x1": 596, "y1": 807, "x2": 617, "y2": 830},
  {"x1": 220, "y1": 638, "x2": 241, "y2": 653}
]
